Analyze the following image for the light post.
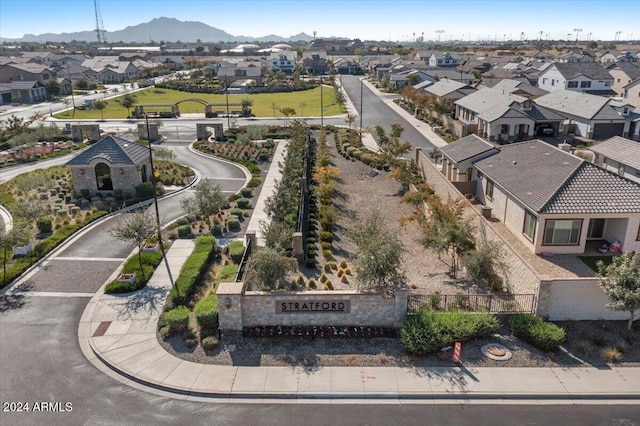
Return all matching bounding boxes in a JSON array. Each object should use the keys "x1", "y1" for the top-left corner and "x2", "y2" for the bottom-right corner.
[
  {"x1": 359, "y1": 77, "x2": 364, "y2": 144},
  {"x1": 224, "y1": 77, "x2": 230, "y2": 130},
  {"x1": 66, "y1": 65, "x2": 76, "y2": 118},
  {"x1": 320, "y1": 75, "x2": 324, "y2": 128},
  {"x1": 144, "y1": 114, "x2": 175, "y2": 288}
]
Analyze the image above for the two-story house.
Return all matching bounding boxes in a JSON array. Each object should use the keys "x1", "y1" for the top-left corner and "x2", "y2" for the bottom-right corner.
[
  {"x1": 623, "y1": 78, "x2": 640, "y2": 110},
  {"x1": 269, "y1": 53, "x2": 296, "y2": 75},
  {"x1": 428, "y1": 52, "x2": 463, "y2": 67},
  {"x1": 599, "y1": 50, "x2": 639, "y2": 64},
  {"x1": 421, "y1": 78, "x2": 476, "y2": 108},
  {"x1": 535, "y1": 89, "x2": 632, "y2": 140},
  {"x1": 537, "y1": 63, "x2": 615, "y2": 96},
  {"x1": 590, "y1": 136, "x2": 640, "y2": 183},
  {"x1": 607, "y1": 62, "x2": 640, "y2": 96},
  {"x1": 0, "y1": 63, "x2": 53, "y2": 85}
]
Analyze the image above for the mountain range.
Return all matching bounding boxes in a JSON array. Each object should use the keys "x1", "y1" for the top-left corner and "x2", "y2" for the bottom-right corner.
[{"x1": 0, "y1": 17, "x2": 315, "y2": 44}]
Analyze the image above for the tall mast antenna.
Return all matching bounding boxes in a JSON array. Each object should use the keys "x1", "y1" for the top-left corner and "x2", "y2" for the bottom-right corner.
[{"x1": 94, "y1": 0, "x2": 107, "y2": 44}]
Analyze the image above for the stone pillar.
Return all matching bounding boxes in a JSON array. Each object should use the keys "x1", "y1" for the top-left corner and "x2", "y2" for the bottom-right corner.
[
  {"x1": 535, "y1": 280, "x2": 550, "y2": 319},
  {"x1": 217, "y1": 282, "x2": 245, "y2": 331},
  {"x1": 393, "y1": 285, "x2": 409, "y2": 327},
  {"x1": 292, "y1": 232, "x2": 304, "y2": 262},
  {"x1": 245, "y1": 230, "x2": 257, "y2": 249},
  {"x1": 212, "y1": 123, "x2": 224, "y2": 141},
  {"x1": 415, "y1": 147, "x2": 422, "y2": 165},
  {"x1": 138, "y1": 123, "x2": 159, "y2": 141}
]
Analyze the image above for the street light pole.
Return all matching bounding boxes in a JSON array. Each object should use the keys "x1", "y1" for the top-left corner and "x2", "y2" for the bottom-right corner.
[
  {"x1": 144, "y1": 114, "x2": 175, "y2": 288},
  {"x1": 320, "y1": 75, "x2": 324, "y2": 128},
  {"x1": 225, "y1": 77, "x2": 230, "y2": 130},
  {"x1": 359, "y1": 78, "x2": 364, "y2": 144}
]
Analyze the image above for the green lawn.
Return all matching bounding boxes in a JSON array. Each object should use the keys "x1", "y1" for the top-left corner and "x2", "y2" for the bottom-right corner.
[
  {"x1": 578, "y1": 255, "x2": 615, "y2": 272},
  {"x1": 55, "y1": 86, "x2": 344, "y2": 120}
]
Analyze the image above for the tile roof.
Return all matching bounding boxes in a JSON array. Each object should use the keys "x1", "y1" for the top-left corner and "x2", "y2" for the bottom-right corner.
[
  {"x1": 440, "y1": 134, "x2": 498, "y2": 163},
  {"x1": 455, "y1": 87, "x2": 527, "y2": 113},
  {"x1": 474, "y1": 140, "x2": 582, "y2": 212},
  {"x1": 423, "y1": 78, "x2": 470, "y2": 97},
  {"x1": 590, "y1": 136, "x2": 640, "y2": 171},
  {"x1": 609, "y1": 62, "x2": 640, "y2": 80},
  {"x1": 552, "y1": 62, "x2": 612, "y2": 80},
  {"x1": 512, "y1": 103, "x2": 566, "y2": 121},
  {"x1": 534, "y1": 89, "x2": 618, "y2": 120},
  {"x1": 543, "y1": 162, "x2": 640, "y2": 214},
  {"x1": 66, "y1": 136, "x2": 149, "y2": 166}
]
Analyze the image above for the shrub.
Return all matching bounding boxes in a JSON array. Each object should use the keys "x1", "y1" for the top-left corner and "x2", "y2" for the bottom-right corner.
[
  {"x1": 324, "y1": 263, "x2": 332, "y2": 273},
  {"x1": 177, "y1": 225, "x2": 192, "y2": 238},
  {"x1": 247, "y1": 177, "x2": 261, "y2": 188},
  {"x1": 574, "y1": 339, "x2": 592, "y2": 355},
  {"x1": 229, "y1": 240, "x2": 244, "y2": 264},
  {"x1": 319, "y1": 231, "x2": 333, "y2": 243},
  {"x1": 240, "y1": 188, "x2": 253, "y2": 198},
  {"x1": 210, "y1": 224, "x2": 222, "y2": 236},
  {"x1": 158, "y1": 306, "x2": 190, "y2": 334},
  {"x1": 227, "y1": 217, "x2": 241, "y2": 231},
  {"x1": 159, "y1": 326, "x2": 171, "y2": 340},
  {"x1": 600, "y1": 347, "x2": 622, "y2": 363},
  {"x1": 202, "y1": 336, "x2": 219, "y2": 350},
  {"x1": 236, "y1": 198, "x2": 251, "y2": 209},
  {"x1": 135, "y1": 181, "x2": 154, "y2": 199},
  {"x1": 177, "y1": 217, "x2": 189, "y2": 226},
  {"x1": 36, "y1": 216, "x2": 53, "y2": 233},
  {"x1": 169, "y1": 236, "x2": 217, "y2": 306},
  {"x1": 305, "y1": 258, "x2": 317, "y2": 269},
  {"x1": 401, "y1": 309, "x2": 499, "y2": 355},
  {"x1": 194, "y1": 293, "x2": 219, "y2": 329},
  {"x1": 509, "y1": 314, "x2": 566, "y2": 352},
  {"x1": 185, "y1": 338, "x2": 198, "y2": 348},
  {"x1": 322, "y1": 249, "x2": 334, "y2": 261},
  {"x1": 308, "y1": 277, "x2": 317, "y2": 289},
  {"x1": 228, "y1": 193, "x2": 240, "y2": 202},
  {"x1": 591, "y1": 333, "x2": 607, "y2": 347},
  {"x1": 320, "y1": 241, "x2": 332, "y2": 251},
  {"x1": 340, "y1": 275, "x2": 348, "y2": 284},
  {"x1": 323, "y1": 281, "x2": 334, "y2": 290}
]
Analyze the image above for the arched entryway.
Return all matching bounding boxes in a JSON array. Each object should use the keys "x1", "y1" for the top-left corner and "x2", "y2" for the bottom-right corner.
[{"x1": 95, "y1": 162, "x2": 113, "y2": 191}]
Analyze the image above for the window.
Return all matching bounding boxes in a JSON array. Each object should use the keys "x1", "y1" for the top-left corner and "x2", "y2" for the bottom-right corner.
[
  {"x1": 568, "y1": 81, "x2": 578, "y2": 88},
  {"x1": 523, "y1": 211, "x2": 537, "y2": 242},
  {"x1": 637, "y1": 224, "x2": 640, "y2": 241},
  {"x1": 580, "y1": 81, "x2": 592, "y2": 88},
  {"x1": 466, "y1": 167, "x2": 473, "y2": 181},
  {"x1": 543, "y1": 78, "x2": 548, "y2": 84},
  {"x1": 485, "y1": 179, "x2": 494, "y2": 200},
  {"x1": 551, "y1": 79, "x2": 555, "y2": 86},
  {"x1": 500, "y1": 124, "x2": 509, "y2": 134},
  {"x1": 543, "y1": 219, "x2": 582, "y2": 245}
]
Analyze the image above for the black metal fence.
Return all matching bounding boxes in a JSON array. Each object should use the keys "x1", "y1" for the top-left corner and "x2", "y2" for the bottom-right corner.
[
  {"x1": 234, "y1": 238, "x2": 252, "y2": 283},
  {"x1": 407, "y1": 293, "x2": 537, "y2": 314}
]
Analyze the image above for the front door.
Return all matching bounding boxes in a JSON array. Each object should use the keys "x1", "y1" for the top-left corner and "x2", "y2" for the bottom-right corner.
[{"x1": 587, "y1": 218, "x2": 605, "y2": 239}]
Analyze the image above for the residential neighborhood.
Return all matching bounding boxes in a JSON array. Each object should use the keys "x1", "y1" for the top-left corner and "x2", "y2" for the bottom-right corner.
[{"x1": 1, "y1": 3, "x2": 640, "y2": 424}]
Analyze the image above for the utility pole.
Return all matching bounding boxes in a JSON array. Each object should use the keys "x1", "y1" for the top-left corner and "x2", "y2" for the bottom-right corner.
[
  {"x1": 320, "y1": 75, "x2": 324, "y2": 128},
  {"x1": 359, "y1": 78, "x2": 364, "y2": 144},
  {"x1": 225, "y1": 77, "x2": 230, "y2": 130},
  {"x1": 144, "y1": 114, "x2": 175, "y2": 290}
]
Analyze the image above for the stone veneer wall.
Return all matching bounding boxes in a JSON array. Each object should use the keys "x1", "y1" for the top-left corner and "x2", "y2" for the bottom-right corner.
[
  {"x1": 416, "y1": 149, "x2": 541, "y2": 296},
  {"x1": 217, "y1": 282, "x2": 408, "y2": 330}
]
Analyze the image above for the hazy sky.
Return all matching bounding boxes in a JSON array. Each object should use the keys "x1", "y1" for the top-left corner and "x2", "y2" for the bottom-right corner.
[{"x1": 0, "y1": 0, "x2": 637, "y2": 42}]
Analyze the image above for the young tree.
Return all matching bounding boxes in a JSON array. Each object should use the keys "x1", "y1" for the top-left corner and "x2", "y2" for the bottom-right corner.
[
  {"x1": 120, "y1": 93, "x2": 137, "y2": 117},
  {"x1": 93, "y1": 100, "x2": 107, "y2": 121},
  {"x1": 348, "y1": 211, "x2": 406, "y2": 295},
  {"x1": 260, "y1": 220, "x2": 294, "y2": 253},
  {"x1": 429, "y1": 147, "x2": 443, "y2": 165},
  {"x1": 0, "y1": 223, "x2": 30, "y2": 287},
  {"x1": 108, "y1": 209, "x2": 157, "y2": 280},
  {"x1": 244, "y1": 247, "x2": 297, "y2": 291},
  {"x1": 461, "y1": 224, "x2": 506, "y2": 292},
  {"x1": 420, "y1": 196, "x2": 475, "y2": 278},
  {"x1": 45, "y1": 79, "x2": 61, "y2": 100},
  {"x1": 179, "y1": 178, "x2": 226, "y2": 217},
  {"x1": 299, "y1": 101, "x2": 307, "y2": 117},
  {"x1": 241, "y1": 98, "x2": 253, "y2": 117},
  {"x1": 279, "y1": 107, "x2": 296, "y2": 126},
  {"x1": 597, "y1": 252, "x2": 640, "y2": 330}
]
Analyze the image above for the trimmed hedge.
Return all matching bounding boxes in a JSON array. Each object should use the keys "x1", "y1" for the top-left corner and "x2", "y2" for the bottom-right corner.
[
  {"x1": 236, "y1": 198, "x2": 251, "y2": 209},
  {"x1": 169, "y1": 236, "x2": 217, "y2": 306},
  {"x1": 194, "y1": 293, "x2": 219, "y2": 329},
  {"x1": 401, "y1": 309, "x2": 499, "y2": 355},
  {"x1": 104, "y1": 250, "x2": 164, "y2": 294},
  {"x1": 177, "y1": 224, "x2": 193, "y2": 238},
  {"x1": 228, "y1": 240, "x2": 244, "y2": 264},
  {"x1": 509, "y1": 313, "x2": 566, "y2": 351},
  {"x1": 227, "y1": 217, "x2": 240, "y2": 231},
  {"x1": 158, "y1": 306, "x2": 190, "y2": 334}
]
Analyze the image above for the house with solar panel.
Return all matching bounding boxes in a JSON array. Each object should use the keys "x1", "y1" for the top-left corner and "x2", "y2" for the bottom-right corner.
[{"x1": 66, "y1": 135, "x2": 151, "y2": 199}]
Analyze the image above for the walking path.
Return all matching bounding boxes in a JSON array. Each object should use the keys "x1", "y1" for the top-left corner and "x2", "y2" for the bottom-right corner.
[{"x1": 79, "y1": 240, "x2": 640, "y2": 402}]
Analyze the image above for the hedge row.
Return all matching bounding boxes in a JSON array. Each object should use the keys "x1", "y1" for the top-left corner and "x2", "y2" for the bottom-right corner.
[
  {"x1": 104, "y1": 250, "x2": 164, "y2": 294},
  {"x1": 158, "y1": 305, "x2": 190, "y2": 334},
  {"x1": 509, "y1": 313, "x2": 566, "y2": 352},
  {"x1": 169, "y1": 236, "x2": 217, "y2": 306},
  {"x1": 228, "y1": 240, "x2": 245, "y2": 264},
  {"x1": 401, "y1": 309, "x2": 499, "y2": 355}
]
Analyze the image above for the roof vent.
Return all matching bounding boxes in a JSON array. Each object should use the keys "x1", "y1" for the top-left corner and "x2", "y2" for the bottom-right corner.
[{"x1": 512, "y1": 160, "x2": 517, "y2": 165}]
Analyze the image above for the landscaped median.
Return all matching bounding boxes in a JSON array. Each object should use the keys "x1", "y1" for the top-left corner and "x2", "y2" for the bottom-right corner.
[{"x1": 104, "y1": 249, "x2": 165, "y2": 294}]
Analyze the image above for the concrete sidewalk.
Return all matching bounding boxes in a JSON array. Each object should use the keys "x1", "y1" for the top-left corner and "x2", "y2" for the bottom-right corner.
[{"x1": 79, "y1": 239, "x2": 640, "y2": 403}]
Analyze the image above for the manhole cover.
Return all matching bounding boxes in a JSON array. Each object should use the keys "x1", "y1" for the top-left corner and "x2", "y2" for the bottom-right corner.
[{"x1": 481, "y1": 343, "x2": 512, "y2": 361}]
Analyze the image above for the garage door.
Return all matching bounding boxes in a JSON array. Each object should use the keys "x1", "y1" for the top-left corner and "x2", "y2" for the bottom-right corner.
[{"x1": 592, "y1": 123, "x2": 624, "y2": 140}]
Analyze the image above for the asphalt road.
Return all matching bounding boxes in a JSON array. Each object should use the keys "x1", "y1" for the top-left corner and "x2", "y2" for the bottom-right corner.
[
  {"x1": 0, "y1": 296, "x2": 638, "y2": 426},
  {"x1": 340, "y1": 74, "x2": 436, "y2": 154}
]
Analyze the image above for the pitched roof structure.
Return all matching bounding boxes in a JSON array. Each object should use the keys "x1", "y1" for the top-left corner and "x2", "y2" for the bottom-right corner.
[
  {"x1": 543, "y1": 163, "x2": 640, "y2": 214},
  {"x1": 423, "y1": 78, "x2": 470, "y2": 97},
  {"x1": 590, "y1": 136, "x2": 640, "y2": 171},
  {"x1": 440, "y1": 134, "x2": 498, "y2": 163},
  {"x1": 551, "y1": 62, "x2": 612, "y2": 80},
  {"x1": 455, "y1": 87, "x2": 527, "y2": 114},
  {"x1": 66, "y1": 136, "x2": 149, "y2": 166},
  {"x1": 534, "y1": 89, "x2": 621, "y2": 120},
  {"x1": 474, "y1": 140, "x2": 583, "y2": 212}
]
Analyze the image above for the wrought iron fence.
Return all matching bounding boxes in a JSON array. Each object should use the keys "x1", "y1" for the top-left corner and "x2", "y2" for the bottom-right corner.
[
  {"x1": 234, "y1": 238, "x2": 252, "y2": 283},
  {"x1": 407, "y1": 293, "x2": 537, "y2": 314}
]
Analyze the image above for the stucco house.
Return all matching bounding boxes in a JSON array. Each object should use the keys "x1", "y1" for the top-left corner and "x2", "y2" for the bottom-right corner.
[
  {"x1": 599, "y1": 50, "x2": 639, "y2": 64},
  {"x1": 0, "y1": 63, "x2": 53, "y2": 85},
  {"x1": 590, "y1": 136, "x2": 640, "y2": 183},
  {"x1": 66, "y1": 135, "x2": 152, "y2": 199},
  {"x1": 606, "y1": 62, "x2": 640, "y2": 96},
  {"x1": 534, "y1": 89, "x2": 633, "y2": 140},
  {"x1": 537, "y1": 62, "x2": 615, "y2": 96},
  {"x1": 473, "y1": 139, "x2": 640, "y2": 255},
  {"x1": 428, "y1": 52, "x2": 463, "y2": 67},
  {"x1": 623, "y1": 78, "x2": 640, "y2": 110},
  {"x1": 439, "y1": 134, "x2": 499, "y2": 183},
  {"x1": 0, "y1": 80, "x2": 47, "y2": 104},
  {"x1": 421, "y1": 78, "x2": 476, "y2": 107},
  {"x1": 269, "y1": 53, "x2": 296, "y2": 75}
]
